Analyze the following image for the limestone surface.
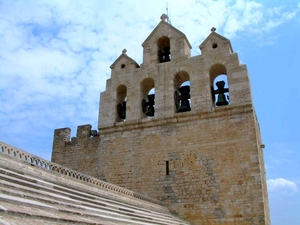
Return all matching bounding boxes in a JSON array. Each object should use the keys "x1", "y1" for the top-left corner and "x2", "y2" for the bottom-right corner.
[{"x1": 52, "y1": 16, "x2": 270, "y2": 225}]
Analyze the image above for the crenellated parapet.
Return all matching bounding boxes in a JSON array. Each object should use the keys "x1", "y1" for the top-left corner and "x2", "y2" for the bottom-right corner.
[{"x1": 52, "y1": 124, "x2": 100, "y2": 175}]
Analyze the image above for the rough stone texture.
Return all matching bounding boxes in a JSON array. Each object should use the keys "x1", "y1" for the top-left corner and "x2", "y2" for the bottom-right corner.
[
  {"x1": 52, "y1": 18, "x2": 270, "y2": 225},
  {"x1": 0, "y1": 142, "x2": 189, "y2": 225}
]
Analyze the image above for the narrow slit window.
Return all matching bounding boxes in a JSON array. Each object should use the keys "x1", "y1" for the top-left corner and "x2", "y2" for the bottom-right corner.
[{"x1": 166, "y1": 161, "x2": 169, "y2": 175}]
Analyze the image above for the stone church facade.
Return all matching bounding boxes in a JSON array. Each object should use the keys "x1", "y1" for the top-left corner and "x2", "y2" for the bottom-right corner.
[{"x1": 52, "y1": 15, "x2": 270, "y2": 224}]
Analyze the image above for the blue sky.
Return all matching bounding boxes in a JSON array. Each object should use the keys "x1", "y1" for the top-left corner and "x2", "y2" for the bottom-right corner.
[{"x1": 0, "y1": 0, "x2": 299, "y2": 224}]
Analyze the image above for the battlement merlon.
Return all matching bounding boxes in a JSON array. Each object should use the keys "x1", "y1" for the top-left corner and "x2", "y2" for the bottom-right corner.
[
  {"x1": 53, "y1": 127, "x2": 71, "y2": 146},
  {"x1": 76, "y1": 124, "x2": 92, "y2": 139},
  {"x1": 52, "y1": 124, "x2": 95, "y2": 144},
  {"x1": 52, "y1": 124, "x2": 98, "y2": 162}
]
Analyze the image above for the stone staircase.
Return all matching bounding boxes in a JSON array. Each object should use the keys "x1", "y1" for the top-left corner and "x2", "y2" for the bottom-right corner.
[{"x1": 0, "y1": 142, "x2": 190, "y2": 225}]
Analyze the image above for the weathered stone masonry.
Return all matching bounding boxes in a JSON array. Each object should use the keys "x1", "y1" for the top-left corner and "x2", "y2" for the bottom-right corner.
[{"x1": 52, "y1": 16, "x2": 270, "y2": 225}]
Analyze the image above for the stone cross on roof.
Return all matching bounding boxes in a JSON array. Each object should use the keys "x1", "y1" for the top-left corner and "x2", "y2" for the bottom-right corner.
[
  {"x1": 160, "y1": 14, "x2": 168, "y2": 21},
  {"x1": 211, "y1": 27, "x2": 216, "y2": 32},
  {"x1": 122, "y1": 49, "x2": 127, "y2": 54}
]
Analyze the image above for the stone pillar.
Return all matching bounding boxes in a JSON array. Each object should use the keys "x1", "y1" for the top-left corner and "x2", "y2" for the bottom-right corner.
[
  {"x1": 52, "y1": 127, "x2": 71, "y2": 162},
  {"x1": 76, "y1": 124, "x2": 92, "y2": 140}
]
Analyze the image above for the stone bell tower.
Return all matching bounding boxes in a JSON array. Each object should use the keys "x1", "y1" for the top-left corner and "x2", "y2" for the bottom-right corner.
[{"x1": 52, "y1": 15, "x2": 270, "y2": 225}]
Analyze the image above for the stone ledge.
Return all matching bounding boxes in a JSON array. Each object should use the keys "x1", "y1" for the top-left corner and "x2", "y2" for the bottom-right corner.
[{"x1": 99, "y1": 104, "x2": 254, "y2": 134}]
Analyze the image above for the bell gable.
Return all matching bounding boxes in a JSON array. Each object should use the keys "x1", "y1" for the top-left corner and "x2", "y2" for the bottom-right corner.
[
  {"x1": 141, "y1": 14, "x2": 191, "y2": 66},
  {"x1": 110, "y1": 49, "x2": 140, "y2": 71},
  {"x1": 199, "y1": 27, "x2": 233, "y2": 56}
]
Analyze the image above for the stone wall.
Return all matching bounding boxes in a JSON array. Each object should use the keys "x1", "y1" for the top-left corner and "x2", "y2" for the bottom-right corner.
[
  {"x1": 98, "y1": 104, "x2": 266, "y2": 224},
  {"x1": 52, "y1": 105, "x2": 269, "y2": 224},
  {"x1": 52, "y1": 18, "x2": 270, "y2": 224}
]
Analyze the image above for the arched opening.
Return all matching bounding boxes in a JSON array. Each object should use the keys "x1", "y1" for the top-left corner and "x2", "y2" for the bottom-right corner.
[
  {"x1": 116, "y1": 85, "x2": 127, "y2": 121},
  {"x1": 141, "y1": 78, "x2": 155, "y2": 118},
  {"x1": 209, "y1": 64, "x2": 230, "y2": 107},
  {"x1": 157, "y1": 36, "x2": 171, "y2": 63},
  {"x1": 174, "y1": 71, "x2": 191, "y2": 113}
]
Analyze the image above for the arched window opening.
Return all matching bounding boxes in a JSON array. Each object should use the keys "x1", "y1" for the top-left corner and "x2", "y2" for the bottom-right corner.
[
  {"x1": 174, "y1": 72, "x2": 191, "y2": 113},
  {"x1": 209, "y1": 64, "x2": 230, "y2": 107},
  {"x1": 141, "y1": 78, "x2": 155, "y2": 118},
  {"x1": 213, "y1": 75, "x2": 229, "y2": 106},
  {"x1": 143, "y1": 88, "x2": 155, "y2": 117},
  {"x1": 116, "y1": 85, "x2": 127, "y2": 121},
  {"x1": 157, "y1": 36, "x2": 171, "y2": 63}
]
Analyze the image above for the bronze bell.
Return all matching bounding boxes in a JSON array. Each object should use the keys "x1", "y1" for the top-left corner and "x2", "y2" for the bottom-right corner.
[
  {"x1": 146, "y1": 94, "x2": 155, "y2": 117},
  {"x1": 117, "y1": 101, "x2": 126, "y2": 119},
  {"x1": 178, "y1": 99, "x2": 191, "y2": 112},
  {"x1": 177, "y1": 85, "x2": 191, "y2": 113},
  {"x1": 142, "y1": 94, "x2": 155, "y2": 117},
  {"x1": 216, "y1": 93, "x2": 228, "y2": 106},
  {"x1": 145, "y1": 105, "x2": 155, "y2": 117},
  {"x1": 215, "y1": 81, "x2": 229, "y2": 106}
]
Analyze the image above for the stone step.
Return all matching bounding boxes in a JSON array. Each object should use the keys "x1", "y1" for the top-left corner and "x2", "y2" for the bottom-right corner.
[
  {"x1": 0, "y1": 183, "x2": 185, "y2": 225},
  {"x1": 0, "y1": 170, "x2": 184, "y2": 224},
  {"x1": 0, "y1": 167, "x2": 162, "y2": 213},
  {"x1": 0, "y1": 146, "x2": 166, "y2": 211},
  {"x1": 0, "y1": 184, "x2": 177, "y2": 225},
  {"x1": 0, "y1": 158, "x2": 168, "y2": 213},
  {"x1": 0, "y1": 169, "x2": 154, "y2": 216},
  {"x1": 0, "y1": 198, "x2": 134, "y2": 225},
  {"x1": 0, "y1": 167, "x2": 189, "y2": 225}
]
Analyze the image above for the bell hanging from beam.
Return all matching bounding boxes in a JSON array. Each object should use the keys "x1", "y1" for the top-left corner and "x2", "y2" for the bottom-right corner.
[
  {"x1": 214, "y1": 81, "x2": 229, "y2": 106},
  {"x1": 142, "y1": 94, "x2": 155, "y2": 117},
  {"x1": 146, "y1": 106, "x2": 154, "y2": 117},
  {"x1": 117, "y1": 101, "x2": 126, "y2": 119},
  {"x1": 146, "y1": 94, "x2": 155, "y2": 117},
  {"x1": 178, "y1": 99, "x2": 191, "y2": 112},
  {"x1": 177, "y1": 85, "x2": 191, "y2": 113},
  {"x1": 216, "y1": 93, "x2": 228, "y2": 106}
]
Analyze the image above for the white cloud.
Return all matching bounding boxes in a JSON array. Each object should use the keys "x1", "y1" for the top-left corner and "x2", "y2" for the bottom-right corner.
[
  {"x1": 0, "y1": 0, "x2": 300, "y2": 159},
  {"x1": 223, "y1": 1, "x2": 264, "y2": 37},
  {"x1": 267, "y1": 178, "x2": 298, "y2": 195}
]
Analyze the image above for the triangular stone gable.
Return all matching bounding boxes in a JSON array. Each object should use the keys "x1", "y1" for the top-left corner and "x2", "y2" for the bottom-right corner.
[
  {"x1": 110, "y1": 50, "x2": 139, "y2": 69},
  {"x1": 141, "y1": 17, "x2": 192, "y2": 65},
  {"x1": 199, "y1": 29, "x2": 233, "y2": 54},
  {"x1": 142, "y1": 20, "x2": 191, "y2": 49}
]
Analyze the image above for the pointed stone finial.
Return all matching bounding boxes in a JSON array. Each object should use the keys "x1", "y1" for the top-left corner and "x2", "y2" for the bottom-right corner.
[
  {"x1": 160, "y1": 14, "x2": 168, "y2": 21},
  {"x1": 122, "y1": 49, "x2": 127, "y2": 54},
  {"x1": 211, "y1": 27, "x2": 216, "y2": 32}
]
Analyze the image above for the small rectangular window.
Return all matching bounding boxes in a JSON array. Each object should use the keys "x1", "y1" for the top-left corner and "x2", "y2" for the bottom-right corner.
[{"x1": 166, "y1": 161, "x2": 169, "y2": 175}]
